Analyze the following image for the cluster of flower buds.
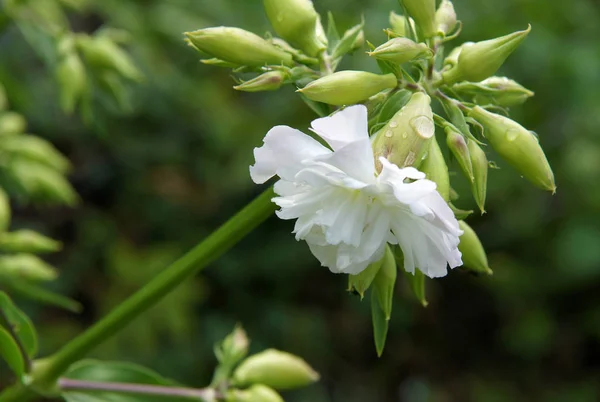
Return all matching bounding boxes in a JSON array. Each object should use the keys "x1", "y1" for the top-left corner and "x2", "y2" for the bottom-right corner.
[{"x1": 188, "y1": 0, "x2": 555, "y2": 355}]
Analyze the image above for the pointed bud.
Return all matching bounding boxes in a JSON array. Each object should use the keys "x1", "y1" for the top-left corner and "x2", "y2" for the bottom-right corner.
[
  {"x1": 453, "y1": 76, "x2": 534, "y2": 107},
  {"x1": 348, "y1": 258, "x2": 383, "y2": 299},
  {"x1": 458, "y1": 221, "x2": 492, "y2": 275},
  {"x1": 0, "y1": 254, "x2": 58, "y2": 281},
  {"x1": 435, "y1": 0, "x2": 457, "y2": 36},
  {"x1": 372, "y1": 92, "x2": 434, "y2": 169},
  {"x1": 420, "y1": 136, "x2": 450, "y2": 201},
  {"x1": 469, "y1": 106, "x2": 555, "y2": 192},
  {"x1": 389, "y1": 12, "x2": 416, "y2": 37},
  {"x1": 185, "y1": 27, "x2": 293, "y2": 67},
  {"x1": 77, "y1": 36, "x2": 142, "y2": 82},
  {"x1": 368, "y1": 38, "x2": 433, "y2": 64},
  {"x1": 0, "y1": 230, "x2": 61, "y2": 254},
  {"x1": 442, "y1": 43, "x2": 465, "y2": 70},
  {"x1": 56, "y1": 52, "x2": 87, "y2": 113},
  {"x1": 0, "y1": 187, "x2": 10, "y2": 232},
  {"x1": 400, "y1": 0, "x2": 437, "y2": 38},
  {"x1": 234, "y1": 71, "x2": 287, "y2": 92},
  {"x1": 444, "y1": 125, "x2": 474, "y2": 182},
  {"x1": 467, "y1": 139, "x2": 488, "y2": 213},
  {"x1": 233, "y1": 349, "x2": 319, "y2": 390},
  {"x1": 372, "y1": 246, "x2": 397, "y2": 320},
  {"x1": 0, "y1": 112, "x2": 26, "y2": 135},
  {"x1": 8, "y1": 159, "x2": 78, "y2": 206},
  {"x1": 226, "y1": 385, "x2": 283, "y2": 402},
  {"x1": 442, "y1": 26, "x2": 531, "y2": 85},
  {"x1": 297, "y1": 71, "x2": 397, "y2": 106},
  {"x1": 217, "y1": 325, "x2": 249, "y2": 366},
  {"x1": 263, "y1": 0, "x2": 327, "y2": 57}
]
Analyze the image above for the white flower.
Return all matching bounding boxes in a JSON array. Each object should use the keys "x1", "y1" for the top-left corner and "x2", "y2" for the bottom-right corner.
[{"x1": 250, "y1": 105, "x2": 463, "y2": 278}]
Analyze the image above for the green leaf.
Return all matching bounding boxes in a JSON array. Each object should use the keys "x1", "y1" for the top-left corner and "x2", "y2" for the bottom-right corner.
[
  {"x1": 0, "y1": 291, "x2": 37, "y2": 357},
  {"x1": 63, "y1": 360, "x2": 197, "y2": 402},
  {"x1": 332, "y1": 20, "x2": 364, "y2": 60},
  {"x1": 326, "y1": 12, "x2": 340, "y2": 53},
  {"x1": 371, "y1": 290, "x2": 389, "y2": 357},
  {"x1": 0, "y1": 326, "x2": 25, "y2": 377},
  {"x1": 298, "y1": 93, "x2": 330, "y2": 118},
  {"x1": 376, "y1": 89, "x2": 412, "y2": 126},
  {"x1": 3, "y1": 279, "x2": 82, "y2": 313},
  {"x1": 405, "y1": 270, "x2": 428, "y2": 307}
]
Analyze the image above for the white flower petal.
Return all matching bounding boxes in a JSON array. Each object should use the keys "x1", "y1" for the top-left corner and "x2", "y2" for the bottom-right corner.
[
  {"x1": 314, "y1": 139, "x2": 376, "y2": 183},
  {"x1": 310, "y1": 105, "x2": 369, "y2": 150}
]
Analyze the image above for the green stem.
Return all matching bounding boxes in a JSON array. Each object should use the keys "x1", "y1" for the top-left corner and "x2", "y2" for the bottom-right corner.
[{"x1": 0, "y1": 186, "x2": 276, "y2": 402}]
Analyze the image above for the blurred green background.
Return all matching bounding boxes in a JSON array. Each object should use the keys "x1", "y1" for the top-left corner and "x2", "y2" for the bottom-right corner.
[{"x1": 1, "y1": 0, "x2": 600, "y2": 401}]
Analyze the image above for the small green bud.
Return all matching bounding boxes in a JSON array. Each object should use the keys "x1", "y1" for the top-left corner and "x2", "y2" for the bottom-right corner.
[
  {"x1": 0, "y1": 254, "x2": 58, "y2": 282},
  {"x1": 8, "y1": 159, "x2": 78, "y2": 206},
  {"x1": 458, "y1": 221, "x2": 492, "y2": 275},
  {"x1": 0, "y1": 112, "x2": 27, "y2": 135},
  {"x1": 56, "y1": 52, "x2": 87, "y2": 113},
  {"x1": 226, "y1": 385, "x2": 284, "y2": 402},
  {"x1": 389, "y1": 12, "x2": 414, "y2": 37},
  {"x1": 442, "y1": 43, "x2": 465, "y2": 70},
  {"x1": 453, "y1": 76, "x2": 534, "y2": 107},
  {"x1": 270, "y1": 38, "x2": 319, "y2": 65},
  {"x1": 263, "y1": 0, "x2": 327, "y2": 57},
  {"x1": 444, "y1": 125, "x2": 474, "y2": 182},
  {"x1": 0, "y1": 230, "x2": 61, "y2": 253},
  {"x1": 0, "y1": 187, "x2": 10, "y2": 232},
  {"x1": 368, "y1": 38, "x2": 432, "y2": 64},
  {"x1": 234, "y1": 71, "x2": 287, "y2": 92},
  {"x1": 400, "y1": 0, "x2": 437, "y2": 38},
  {"x1": 217, "y1": 325, "x2": 249, "y2": 366},
  {"x1": 435, "y1": 0, "x2": 457, "y2": 36},
  {"x1": 185, "y1": 27, "x2": 293, "y2": 67},
  {"x1": 233, "y1": 349, "x2": 319, "y2": 390},
  {"x1": 77, "y1": 36, "x2": 142, "y2": 82},
  {"x1": 442, "y1": 26, "x2": 531, "y2": 84},
  {"x1": 467, "y1": 139, "x2": 488, "y2": 213},
  {"x1": 297, "y1": 71, "x2": 397, "y2": 106},
  {"x1": 372, "y1": 92, "x2": 434, "y2": 169},
  {"x1": 469, "y1": 106, "x2": 555, "y2": 192},
  {"x1": 420, "y1": 136, "x2": 450, "y2": 201},
  {"x1": 348, "y1": 258, "x2": 383, "y2": 299},
  {"x1": 373, "y1": 246, "x2": 397, "y2": 321},
  {"x1": 1, "y1": 135, "x2": 71, "y2": 173}
]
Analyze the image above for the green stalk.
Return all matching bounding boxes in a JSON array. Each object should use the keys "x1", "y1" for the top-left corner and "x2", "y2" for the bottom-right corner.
[{"x1": 0, "y1": 186, "x2": 276, "y2": 402}]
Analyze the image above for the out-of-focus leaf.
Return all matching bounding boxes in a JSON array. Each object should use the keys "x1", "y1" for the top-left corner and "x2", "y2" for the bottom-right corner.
[
  {"x1": 376, "y1": 89, "x2": 412, "y2": 125},
  {"x1": 0, "y1": 291, "x2": 37, "y2": 357},
  {"x1": 0, "y1": 230, "x2": 62, "y2": 254},
  {"x1": 0, "y1": 254, "x2": 58, "y2": 282},
  {"x1": 3, "y1": 279, "x2": 82, "y2": 313}
]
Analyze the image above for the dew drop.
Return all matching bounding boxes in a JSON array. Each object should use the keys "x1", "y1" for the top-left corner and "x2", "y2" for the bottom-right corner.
[
  {"x1": 389, "y1": 121, "x2": 398, "y2": 128},
  {"x1": 385, "y1": 130, "x2": 393, "y2": 138},
  {"x1": 506, "y1": 128, "x2": 520, "y2": 141},
  {"x1": 401, "y1": 132, "x2": 408, "y2": 139}
]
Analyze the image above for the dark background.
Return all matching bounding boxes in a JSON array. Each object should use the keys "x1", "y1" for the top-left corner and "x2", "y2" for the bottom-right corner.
[{"x1": 1, "y1": 0, "x2": 600, "y2": 401}]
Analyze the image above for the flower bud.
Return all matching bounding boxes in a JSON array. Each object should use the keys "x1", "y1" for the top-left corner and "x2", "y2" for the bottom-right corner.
[
  {"x1": 185, "y1": 27, "x2": 293, "y2": 67},
  {"x1": 2, "y1": 136, "x2": 71, "y2": 173},
  {"x1": 469, "y1": 106, "x2": 555, "y2": 192},
  {"x1": 0, "y1": 187, "x2": 10, "y2": 232},
  {"x1": 217, "y1": 325, "x2": 249, "y2": 366},
  {"x1": 368, "y1": 38, "x2": 432, "y2": 64},
  {"x1": 0, "y1": 112, "x2": 26, "y2": 135},
  {"x1": 77, "y1": 36, "x2": 142, "y2": 82},
  {"x1": 372, "y1": 92, "x2": 434, "y2": 169},
  {"x1": 0, "y1": 230, "x2": 61, "y2": 253},
  {"x1": 297, "y1": 71, "x2": 397, "y2": 106},
  {"x1": 234, "y1": 71, "x2": 287, "y2": 92},
  {"x1": 444, "y1": 125, "x2": 474, "y2": 182},
  {"x1": 372, "y1": 246, "x2": 397, "y2": 320},
  {"x1": 442, "y1": 43, "x2": 465, "y2": 70},
  {"x1": 348, "y1": 257, "x2": 383, "y2": 299},
  {"x1": 420, "y1": 136, "x2": 450, "y2": 201},
  {"x1": 226, "y1": 385, "x2": 283, "y2": 402},
  {"x1": 233, "y1": 349, "x2": 319, "y2": 390},
  {"x1": 0, "y1": 254, "x2": 58, "y2": 282},
  {"x1": 458, "y1": 221, "x2": 492, "y2": 275},
  {"x1": 389, "y1": 12, "x2": 415, "y2": 37},
  {"x1": 8, "y1": 159, "x2": 78, "y2": 206},
  {"x1": 467, "y1": 139, "x2": 488, "y2": 213},
  {"x1": 452, "y1": 76, "x2": 534, "y2": 107},
  {"x1": 56, "y1": 52, "x2": 87, "y2": 113},
  {"x1": 442, "y1": 25, "x2": 531, "y2": 85},
  {"x1": 263, "y1": 0, "x2": 327, "y2": 57},
  {"x1": 400, "y1": 0, "x2": 437, "y2": 38},
  {"x1": 435, "y1": 0, "x2": 457, "y2": 36}
]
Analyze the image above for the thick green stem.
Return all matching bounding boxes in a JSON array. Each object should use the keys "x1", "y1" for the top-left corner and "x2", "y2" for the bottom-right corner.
[{"x1": 0, "y1": 187, "x2": 276, "y2": 402}]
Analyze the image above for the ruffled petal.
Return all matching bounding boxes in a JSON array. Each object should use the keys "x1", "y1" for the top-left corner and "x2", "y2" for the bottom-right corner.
[
  {"x1": 310, "y1": 105, "x2": 369, "y2": 150},
  {"x1": 314, "y1": 139, "x2": 376, "y2": 184}
]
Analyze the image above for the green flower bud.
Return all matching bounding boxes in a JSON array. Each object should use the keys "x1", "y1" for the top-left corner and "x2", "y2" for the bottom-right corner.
[
  {"x1": 400, "y1": 0, "x2": 437, "y2": 38},
  {"x1": 453, "y1": 76, "x2": 534, "y2": 107},
  {"x1": 56, "y1": 51, "x2": 86, "y2": 113},
  {"x1": 0, "y1": 187, "x2": 10, "y2": 232},
  {"x1": 0, "y1": 230, "x2": 61, "y2": 253},
  {"x1": 368, "y1": 37, "x2": 433, "y2": 64},
  {"x1": 297, "y1": 71, "x2": 397, "y2": 106},
  {"x1": 263, "y1": 0, "x2": 327, "y2": 57},
  {"x1": 442, "y1": 26, "x2": 530, "y2": 84},
  {"x1": 372, "y1": 246, "x2": 397, "y2": 320},
  {"x1": 8, "y1": 159, "x2": 78, "y2": 206},
  {"x1": 372, "y1": 92, "x2": 434, "y2": 169},
  {"x1": 226, "y1": 385, "x2": 283, "y2": 402},
  {"x1": 435, "y1": 0, "x2": 457, "y2": 36},
  {"x1": 444, "y1": 125, "x2": 474, "y2": 182},
  {"x1": 1, "y1": 135, "x2": 71, "y2": 173},
  {"x1": 0, "y1": 112, "x2": 27, "y2": 135},
  {"x1": 233, "y1": 349, "x2": 319, "y2": 390},
  {"x1": 0, "y1": 254, "x2": 58, "y2": 282},
  {"x1": 77, "y1": 36, "x2": 142, "y2": 82},
  {"x1": 467, "y1": 139, "x2": 488, "y2": 213},
  {"x1": 469, "y1": 106, "x2": 555, "y2": 192},
  {"x1": 420, "y1": 136, "x2": 450, "y2": 201},
  {"x1": 234, "y1": 71, "x2": 287, "y2": 92},
  {"x1": 348, "y1": 257, "x2": 383, "y2": 299},
  {"x1": 270, "y1": 38, "x2": 319, "y2": 65},
  {"x1": 185, "y1": 27, "x2": 293, "y2": 67},
  {"x1": 217, "y1": 325, "x2": 249, "y2": 367},
  {"x1": 458, "y1": 221, "x2": 492, "y2": 275},
  {"x1": 442, "y1": 43, "x2": 465, "y2": 70},
  {"x1": 389, "y1": 12, "x2": 415, "y2": 37}
]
